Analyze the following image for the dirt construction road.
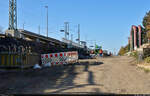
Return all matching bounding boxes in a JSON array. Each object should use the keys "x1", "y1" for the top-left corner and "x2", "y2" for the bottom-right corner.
[{"x1": 1, "y1": 56, "x2": 150, "y2": 94}]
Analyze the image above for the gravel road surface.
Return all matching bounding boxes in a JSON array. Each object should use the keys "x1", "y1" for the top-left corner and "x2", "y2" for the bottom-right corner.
[{"x1": 1, "y1": 56, "x2": 150, "y2": 94}]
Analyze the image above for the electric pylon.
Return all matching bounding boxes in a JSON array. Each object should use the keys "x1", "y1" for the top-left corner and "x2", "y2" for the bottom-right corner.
[{"x1": 8, "y1": 0, "x2": 17, "y2": 30}]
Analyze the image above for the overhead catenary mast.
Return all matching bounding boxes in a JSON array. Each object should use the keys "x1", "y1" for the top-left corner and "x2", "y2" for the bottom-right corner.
[
  {"x1": 45, "y1": 6, "x2": 48, "y2": 37},
  {"x1": 71, "y1": 34, "x2": 73, "y2": 42},
  {"x1": 38, "y1": 25, "x2": 40, "y2": 35},
  {"x1": 78, "y1": 24, "x2": 80, "y2": 45},
  {"x1": 8, "y1": 0, "x2": 17, "y2": 30},
  {"x1": 64, "y1": 22, "x2": 69, "y2": 40},
  {"x1": 68, "y1": 23, "x2": 69, "y2": 40},
  {"x1": 6, "y1": 0, "x2": 20, "y2": 38}
]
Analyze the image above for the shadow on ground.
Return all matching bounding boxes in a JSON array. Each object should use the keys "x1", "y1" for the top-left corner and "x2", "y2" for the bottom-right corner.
[{"x1": 0, "y1": 60, "x2": 114, "y2": 94}]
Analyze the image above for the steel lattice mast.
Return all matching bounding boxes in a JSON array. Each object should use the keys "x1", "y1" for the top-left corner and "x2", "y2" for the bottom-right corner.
[{"x1": 8, "y1": 0, "x2": 17, "y2": 30}]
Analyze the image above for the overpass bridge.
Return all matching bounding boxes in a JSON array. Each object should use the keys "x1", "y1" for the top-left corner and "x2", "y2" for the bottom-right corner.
[
  {"x1": 5, "y1": 29, "x2": 90, "y2": 54},
  {"x1": 19, "y1": 29, "x2": 87, "y2": 50}
]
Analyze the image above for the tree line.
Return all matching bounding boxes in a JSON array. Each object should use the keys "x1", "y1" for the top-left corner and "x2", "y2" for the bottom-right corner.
[{"x1": 118, "y1": 11, "x2": 150, "y2": 55}]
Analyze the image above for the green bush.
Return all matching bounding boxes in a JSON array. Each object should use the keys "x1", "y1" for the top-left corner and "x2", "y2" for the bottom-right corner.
[
  {"x1": 118, "y1": 44, "x2": 130, "y2": 56},
  {"x1": 130, "y1": 51, "x2": 138, "y2": 59},
  {"x1": 144, "y1": 57, "x2": 150, "y2": 63}
]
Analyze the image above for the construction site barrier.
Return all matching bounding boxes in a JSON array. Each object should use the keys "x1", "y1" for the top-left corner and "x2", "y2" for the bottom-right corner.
[
  {"x1": 0, "y1": 53, "x2": 21, "y2": 67},
  {"x1": 41, "y1": 51, "x2": 78, "y2": 66},
  {"x1": 0, "y1": 52, "x2": 39, "y2": 68}
]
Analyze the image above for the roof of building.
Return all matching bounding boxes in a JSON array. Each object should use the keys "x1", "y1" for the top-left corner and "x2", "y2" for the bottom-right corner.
[
  {"x1": 0, "y1": 33, "x2": 5, "y2": 37},
  {"x1": 18, "y1": 29, "x2": 66, "y2": 45}
]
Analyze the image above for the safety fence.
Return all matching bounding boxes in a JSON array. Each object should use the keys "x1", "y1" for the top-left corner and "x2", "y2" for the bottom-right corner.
[
  {"x1": 41, "y1": 51, "x2": 78, "y2": 66},
  {"x1": 0, "y1": 52, "x2": 39, "y2": 68}
]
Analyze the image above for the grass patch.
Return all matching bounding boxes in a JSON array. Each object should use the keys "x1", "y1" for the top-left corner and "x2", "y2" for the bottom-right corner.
[
  {"x1": 144, "y1": 68, "x2": 150, "y2": 73},
  {"x1": 138, "y1": 66, "x2": 150, "y2": 73},
  {"x1": 145, "y1": 57, "x2": 150, "y2": 63}
]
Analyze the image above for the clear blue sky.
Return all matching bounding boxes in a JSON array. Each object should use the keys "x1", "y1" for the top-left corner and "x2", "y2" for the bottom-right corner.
[{"x1": 0, "y1": 0, "x2": 150, "y2": 53}]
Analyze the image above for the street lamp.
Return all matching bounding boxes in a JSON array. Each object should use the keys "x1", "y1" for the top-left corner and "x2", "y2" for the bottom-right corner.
[{"x1": 45, "y1": 6, "x2": 48, "y2": 37}]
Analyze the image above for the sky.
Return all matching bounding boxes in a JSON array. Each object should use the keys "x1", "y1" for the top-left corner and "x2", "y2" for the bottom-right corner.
[{"x1": 0, "y1": 0, "x2": 150, "y2": 53}]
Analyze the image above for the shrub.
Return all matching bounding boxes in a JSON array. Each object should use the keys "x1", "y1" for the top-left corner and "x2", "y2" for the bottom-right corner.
[
  {"x1": 118, "y1": 44, "x2": 130, "y2": 56},
  {"x1": 130, "y1": 51, "x2": 138, "y2": 59},
  {"x1": 144, "y1": 57, "x2": 150, "y2": 63}
]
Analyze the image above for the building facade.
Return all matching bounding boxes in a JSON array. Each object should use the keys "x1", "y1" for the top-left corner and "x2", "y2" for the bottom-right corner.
[{"x1": 129, "y1": 25, "x2": 143, "y2": 51}]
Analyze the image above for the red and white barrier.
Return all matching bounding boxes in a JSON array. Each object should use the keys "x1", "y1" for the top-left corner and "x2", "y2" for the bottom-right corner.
[{"x1": 41, "y1": 51, "x2": 78, "y2": 66}]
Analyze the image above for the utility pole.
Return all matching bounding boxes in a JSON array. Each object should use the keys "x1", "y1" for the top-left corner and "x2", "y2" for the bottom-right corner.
[
  {"x1": 85, "y1": 35, "x2": 87, "y2": 41},
  {"x1": 23, "y1": 23, "x2": 24, "y2": 30},
  {"x1": 71, "y1": 34, "x2": 73, "y2": 42},
  {"x1": 45, "y1": 6, "x2": 48, "y2": 37},
  {"x1": 68, "y1": 23, "x2": 69, "y2": 40},
  {"x1": 94, "y1": 40, "x2": 96, "y2": 49},
  {"x1": 64, "y1": 22, "x2": 69, "y2": 40},
  {"x1": 38, "y1": 25, "x2": 40, "y2": 35},
  {"x1": 71, "y1": 34, "x2": 73, "y2": 47},
  {"x1": 64, "y1": 22, "x2": 67, "y2": 39},
  {"x1": 23, "y1": 22, "x2": 25, "y2": 30},
  {"x1": 114, "y1": 48, "x2": 116, "y2": 56},
  {"x1": 78, "y1": 24, "x2": 80, "y2": 45}
]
